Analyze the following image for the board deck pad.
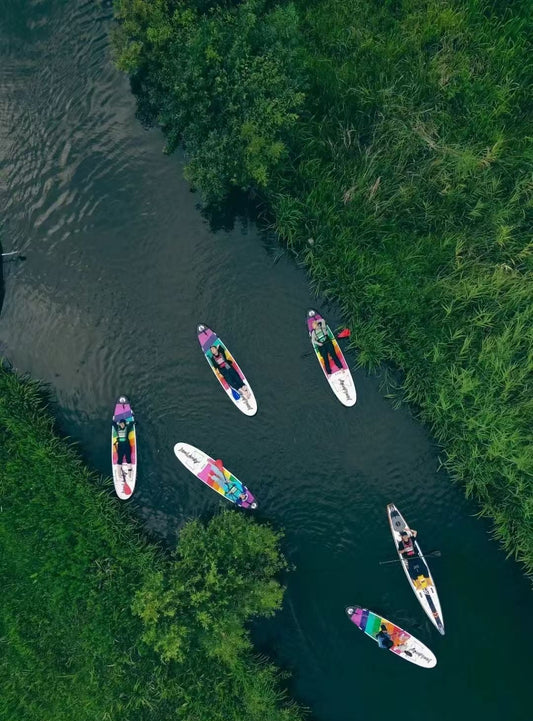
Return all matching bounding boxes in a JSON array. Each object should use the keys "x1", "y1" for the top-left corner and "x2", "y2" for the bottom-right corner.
[
  {"x1": 346, "y1": 606, "x2": 437, "y2": 668},
  {"x1": 174, "y1": 442, "x2": 257, "y2": 509},
  {"x1": 197, "y1": 324, "x2": 257, "y2": 416},
  {"x1": 387, "y1": 503, "x2": 445, "y2": 635},
  {"x1": 111, "y1": 396, "x2": 137, "y2": 500},
  {"x1": 306, "y1": 310, "x2": 356, "y2": 406}
]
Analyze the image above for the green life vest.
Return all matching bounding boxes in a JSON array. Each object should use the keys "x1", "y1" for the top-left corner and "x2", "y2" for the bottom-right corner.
[
  {"x1": 117, "y1": 425, "x2": 128, "y2": 442},
  {"x1": 315, "y1": 324, "x2": 328, "y2": 343}
]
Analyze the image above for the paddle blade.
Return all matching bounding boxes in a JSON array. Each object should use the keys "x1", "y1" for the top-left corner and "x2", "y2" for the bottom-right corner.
[
  {"x1": 337, "y1": 328, "x2": 351, "y2": 338},
  {"x1": 231, "y1": 388, "x2": 241, "y2": 400}
]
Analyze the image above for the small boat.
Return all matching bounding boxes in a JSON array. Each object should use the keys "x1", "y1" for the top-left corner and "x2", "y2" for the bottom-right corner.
[
  {"x1": 306, "y1": 310, "x2": 356, "y2": 406},
  {"x1": 386, "y1": 503, "x2": 445, "y2": 634},
  {"x1": 197, "y1": 324, "x2": 257, "y2": 416},
  {"x1": 174, "y1": 442, "x2": 257, "y2": 509},
  {"x1": 346, "y1": 606, "x2": 437, "y2": 668},
  {"x1": 111, "y1": 396, "x2": 137, "y2": 499}
]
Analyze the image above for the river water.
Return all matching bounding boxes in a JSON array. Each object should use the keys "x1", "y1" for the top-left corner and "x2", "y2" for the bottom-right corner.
[{"x1": 0, "y1": 2, "x2": 530, "y2": 720}]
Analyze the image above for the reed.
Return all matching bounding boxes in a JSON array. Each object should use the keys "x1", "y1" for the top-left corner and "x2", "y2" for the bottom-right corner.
[{"x1": 112, "y1": 0, "x2": 533, "y2": 577}]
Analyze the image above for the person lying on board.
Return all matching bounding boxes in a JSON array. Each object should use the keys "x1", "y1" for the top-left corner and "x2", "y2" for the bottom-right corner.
[
  {"x1": 209, "y1": 344, "x2": 251, "y2": 399},
  {"x1": 398, "y1": 529, "x2": 430, "y2": 581},
  {"x1": 112, "y1": 418, "x2": 134, "y2": 467},
  {"x1": 207, "y1": 463, "x2": 248, "y2": 505},
  {"x1": 310, "y1": 318, "x2": 343, "y2": 375},
  {"x1": 376, "y1": 625, "x2": 394, "y2": 650}
]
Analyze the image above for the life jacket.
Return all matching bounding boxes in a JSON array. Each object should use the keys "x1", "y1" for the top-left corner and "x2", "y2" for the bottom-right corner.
[
  {"x1": 314, "y1": 323, "x2": 328, "y2": 343},
  {"x1": 213, "y1": 351, "x2": 229, "y2": 369},
  {"x1": 117, "y1": 425, "x2": 128, "y2": 442},
  {"x1": 401, "y1": 536, "x2": 415, "y2": 556}
]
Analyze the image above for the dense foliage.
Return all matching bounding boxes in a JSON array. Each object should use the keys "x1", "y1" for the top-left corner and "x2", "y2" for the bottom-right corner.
[
  {"x1": 0, "y1": 366, "x2": 303, "y2": 720},
  {"x1": 113, "y1": 0, "x2": 533, "y2": 577}
]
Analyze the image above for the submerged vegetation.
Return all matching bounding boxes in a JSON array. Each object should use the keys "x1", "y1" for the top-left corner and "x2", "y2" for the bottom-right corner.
[
  {"x1": 113, "y1": 0, "x2": 533, "y2": 575},
  {"x1": 0, "y1": 366, "x2": 304, "y2": 720}
]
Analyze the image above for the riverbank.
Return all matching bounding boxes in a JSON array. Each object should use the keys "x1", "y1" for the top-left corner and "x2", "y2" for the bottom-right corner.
[
  {"x1": 0, "y1": 366, "x2": 304, "y2": 721},
  {"x1": 112, "y1": 0, "x2": 533, "y2": 578}
]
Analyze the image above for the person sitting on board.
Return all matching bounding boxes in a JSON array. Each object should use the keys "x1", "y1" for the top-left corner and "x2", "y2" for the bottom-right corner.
[
  {"x1": 209, "y1": 344, "x2": 251, "y2": 400},
  {"x1": 310, "y1": 318, "x2": 343, "y2": 375},
  {"x1": 398, "y1": 529, "x2": 430, "y2": 581},
  {"x1": 376, "y1": 625, "x2": 394, "y2": 650},
  {"x1": 112, "y1": 418, "x2": 133, "y2": 469}
]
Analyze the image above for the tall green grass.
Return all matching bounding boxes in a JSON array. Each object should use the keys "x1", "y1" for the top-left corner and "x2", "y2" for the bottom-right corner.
[
  {"x1": 0, "y1": 366, "x2": 304, "y2": 720},
  {"x1": 112, "y1": 0, "x2": 532, "y2": 577}
]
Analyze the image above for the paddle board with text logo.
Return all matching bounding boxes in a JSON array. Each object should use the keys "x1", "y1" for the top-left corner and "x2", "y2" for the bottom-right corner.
[
  {"x1": 306, "y1": 310, "x2": 356, "y2": 406},
  {"x1": 111, "y1": 396, "x2": 137, "y2": 500},
  {"x1": 197, "y1": 324, "x2": 257, "y2": 416},
  {"x1": 174, "y1": 442, "x2": 257, "y2": 509},
  {"x1": 345, "y1": 606, "x2": 437, "y2": 668}
]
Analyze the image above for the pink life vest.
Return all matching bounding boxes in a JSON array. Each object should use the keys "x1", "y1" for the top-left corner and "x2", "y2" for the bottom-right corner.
[
  {"x1": 402, "y1": 536, "x2": 415, "y2": 556},
  {"x1": 213, "y1": 352, "x2": 229, "y2": 369}
]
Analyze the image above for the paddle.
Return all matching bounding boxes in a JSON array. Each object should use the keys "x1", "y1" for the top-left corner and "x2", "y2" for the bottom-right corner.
[
  {"x1": 302, "y1": 328, "x2": 351, "y2": 358},
  {"x1": 1, "y1": 251, "x2": 26, "y2": 261},
  {"x1": 120, "y1": 466, "x2": 132, "y2": 496},
  {"x1": 379, "y1": 550, "x2": 441, "y2": 565}
]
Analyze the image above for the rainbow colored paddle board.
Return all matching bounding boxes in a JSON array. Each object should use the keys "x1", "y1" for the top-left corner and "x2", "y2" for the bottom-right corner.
[
  {"x1": 111, "y1": 396, "x2": 137, "y2": 500},
  {"x1": 174, "y1": 442, "x2": 257, "y2": 509},
  {"x1": 306, "y1": 310, "x2": 356, "y2": 406},
  {"x1": 197, "y1": 324, "x2": 257, "y2": 416},
  {"x1": 346, "y1": 606, "x2": 437, "y2": 668},
  {"x1": 387, "y1": 503, "x2": 445, "y2": 635}
]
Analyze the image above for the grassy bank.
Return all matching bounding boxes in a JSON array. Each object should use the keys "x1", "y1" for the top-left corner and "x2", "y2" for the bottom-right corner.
[
  {"x1": 112, "y1": 0, "x2": 532, "y2": 576},
  {"x1": 0, "y1": 366, "x2": 304, "y2": 720}
]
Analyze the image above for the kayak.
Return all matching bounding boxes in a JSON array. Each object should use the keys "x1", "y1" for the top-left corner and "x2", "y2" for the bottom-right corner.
[
  {"x1": 345, "y1": 606, "x2": 437, "y2": 669},
  {"x1": 387, "y1": 503, "x2": 445, "y2": 635},
  {"x1": 306, "y1": 310, "x2": 356, "y2": 406},
  {"x1": 173, "y1": 442, "x2": 257, "y2": 509},
  {"x1": 111, "y1": 395, "x2": 137, "y2": 500},
  {"x1": 197, "y1": 324, "x2": 257, "y2": 416}
]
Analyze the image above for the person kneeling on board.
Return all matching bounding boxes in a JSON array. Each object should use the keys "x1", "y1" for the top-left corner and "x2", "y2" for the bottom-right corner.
[
  {"x1": 398, "y1": 529, "x2": 429, "y2": 581},
  {"x1": 376, "y1": 625, "x2": 394, "y2": 650},
  {"x1": 311, "y1": 318, "x2": 343, "y2": 375}
]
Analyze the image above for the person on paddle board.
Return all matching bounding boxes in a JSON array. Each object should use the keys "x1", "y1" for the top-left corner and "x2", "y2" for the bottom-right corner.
[
  {"x1": 398, "y1": 529, "x2": 430, "y2": 581},
  {"x1": 112, "y1": 418, "x2": 134, "y2": 468},
  {"x1": 207, "y1": 462, "x2": 249, "y2": 506},
  {"x1": 310, "y1": 318, "x2": 343, "y2": 375},
  {"x1": 209, "y1": 344, "x2": 251, "y2": 399},
  {"x1": 376, "y1": 624, "x2": 394, "y2": 650}
]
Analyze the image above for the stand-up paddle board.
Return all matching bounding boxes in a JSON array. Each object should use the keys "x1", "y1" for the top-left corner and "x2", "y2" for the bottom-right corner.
[
  {"x1": 387, "y1": 503, "x2": 445, "y2": 634},
  {"x1": 197, "y1": 324, "x2": 257, "y2": 416},
  {"x1": 306, "y1": 310, "x2": 356, "y2": 406},
  {"x1": 111, "y1": 396, "x2": 137, "y2": 500},
  {"x1": 345, "y1": 606, "x2": 437, "y2": 668},
  {"x1": 174, "y1": 442, "x2": 257, "y2": 509}
]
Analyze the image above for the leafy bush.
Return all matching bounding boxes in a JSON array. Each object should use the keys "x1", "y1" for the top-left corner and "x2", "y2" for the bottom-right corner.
[{"x1": 0, "y1": 367, "x2": 303, "y2": 720}]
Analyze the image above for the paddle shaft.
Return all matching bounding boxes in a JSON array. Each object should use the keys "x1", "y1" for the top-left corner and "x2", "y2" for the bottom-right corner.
[
  {"x1": 302, "y1": 331, "x2": 347, "y2": 358},
  {"x1": 379, "y1": 550, "x2": 441, "y2": 565}
]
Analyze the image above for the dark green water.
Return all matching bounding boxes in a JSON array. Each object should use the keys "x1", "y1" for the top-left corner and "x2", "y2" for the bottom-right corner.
[{"x1": 0, "y1": 2, "x2": 530, "y2": 720}]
